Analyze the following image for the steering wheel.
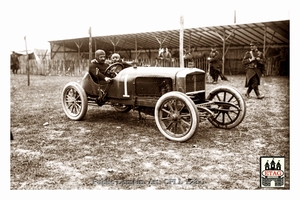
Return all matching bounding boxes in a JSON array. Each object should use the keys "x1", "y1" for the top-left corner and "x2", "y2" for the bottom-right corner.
[{"x1": 104, "y1": 62, "x2": 124, "y2": 78}]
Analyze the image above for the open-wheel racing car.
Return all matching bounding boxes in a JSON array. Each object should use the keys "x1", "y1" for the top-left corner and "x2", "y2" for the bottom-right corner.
[{"x1": 61, "y1": 62, "x2": 246, "y2": 142}]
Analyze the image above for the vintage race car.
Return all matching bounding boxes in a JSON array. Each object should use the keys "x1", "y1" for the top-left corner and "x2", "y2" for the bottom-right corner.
[{"x1": 61, "y1": 62, "x2": 246, "y2": 142}]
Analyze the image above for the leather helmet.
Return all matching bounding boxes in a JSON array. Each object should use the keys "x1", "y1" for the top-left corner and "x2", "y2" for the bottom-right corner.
[
  {"x1": 95, "y1": 49, "x2": 106, "y2": 57},
  {"x1": 111, "y1": 53, "x2": 120, "y2": 60}
]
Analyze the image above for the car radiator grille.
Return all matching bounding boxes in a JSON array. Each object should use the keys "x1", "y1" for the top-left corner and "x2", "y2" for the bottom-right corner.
[{"x1": 185, "y1": 73, "x2": 205, "y2": 93}]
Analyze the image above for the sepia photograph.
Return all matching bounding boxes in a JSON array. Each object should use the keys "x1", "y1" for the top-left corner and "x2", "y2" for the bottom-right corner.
[{"x1": 4, "y1": 0, "x2": 298, "y2": 198}]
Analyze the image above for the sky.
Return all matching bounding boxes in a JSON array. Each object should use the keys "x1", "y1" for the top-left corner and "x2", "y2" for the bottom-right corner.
[{"x1": 2, "y1": 0, "x2": 292, "y2": 51}]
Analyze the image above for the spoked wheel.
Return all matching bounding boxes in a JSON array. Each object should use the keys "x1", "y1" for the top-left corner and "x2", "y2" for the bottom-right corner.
[
  {"x1": 113, "y1": 104, "x2": 132, "y2": 113},
  {"x1": 207, "y1": 86, "x2": 246, "y2": 129},
  {"x1": 61, "y1": 82, "x2": 88, "y2": 120},
  {"x1": 155, "y1": 91, "x2": 199, "y2": 142}
]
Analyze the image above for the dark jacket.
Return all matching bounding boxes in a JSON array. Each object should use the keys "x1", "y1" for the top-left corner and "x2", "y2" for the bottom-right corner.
[
  {"x1": 88, "y1": 61, "x2": 109, "y2": 83},
  {"x1": 208, "y1": 50, "x2": 222, "y2": 70},
  {"x1": 242, "y1": 49, "x2": 265, "y2": 87},
  {"x1": 10, "y1": 53, "x2": 20, "y2": 69}
]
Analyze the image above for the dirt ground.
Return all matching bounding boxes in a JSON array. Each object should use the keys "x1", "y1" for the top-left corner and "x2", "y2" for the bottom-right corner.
[{"x1": 10, "y1": 73, "x2": 290, "y2": 190}]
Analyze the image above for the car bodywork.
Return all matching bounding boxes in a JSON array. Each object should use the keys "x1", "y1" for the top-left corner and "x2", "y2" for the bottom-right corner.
[
  {"x1": 98, "y1": 66, "x2": 205, "y2": 106},
  {"x1": 61, "y1": 63, "x2": 246, "y2": 142}
]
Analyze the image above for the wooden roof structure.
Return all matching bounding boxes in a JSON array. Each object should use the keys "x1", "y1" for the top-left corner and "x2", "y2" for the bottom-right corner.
[{"x1": 48, "y1": 20, "x2": 289, "y2": 56}]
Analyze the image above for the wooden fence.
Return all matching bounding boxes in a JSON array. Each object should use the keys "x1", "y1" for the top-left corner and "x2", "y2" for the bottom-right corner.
[
  {"x1": 15, "y1": 56, "x2": 285, "y2": 77},
  {"x1": 16, "y1": 57, "x2": 210, "y2": 77},
  {"x1": 17, "y1": 59, "x2": 91, "y2": 77}
]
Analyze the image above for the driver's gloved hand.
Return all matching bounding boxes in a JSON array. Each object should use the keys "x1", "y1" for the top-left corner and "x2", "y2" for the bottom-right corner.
[{"x1": 104, "y1": 77, "x2": 112, "y2": 83}]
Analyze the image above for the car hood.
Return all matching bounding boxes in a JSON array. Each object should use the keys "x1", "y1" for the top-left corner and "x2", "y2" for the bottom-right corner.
[{"x1": 118, "y1": 66, "x2": 204, "y2": 79}]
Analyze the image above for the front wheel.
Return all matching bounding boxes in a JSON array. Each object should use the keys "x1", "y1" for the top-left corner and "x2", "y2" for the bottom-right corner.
[
  {"x1": 207, "y1": 86, "x2": 246, "y2": 129},
  {"x1": 155, "y1": 91, "x2": 199, "y2": 142},
  {"x1": 61, "y1": 82, "x2": 88, "y2": 120}
]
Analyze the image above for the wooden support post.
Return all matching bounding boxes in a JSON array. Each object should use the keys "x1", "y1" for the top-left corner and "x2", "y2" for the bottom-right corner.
[
  {"x1": 50, "y1": 43, "x2": 53, "y2": 59},
  {"x1": 214, "y1": 29, "x2": 234, "y2": 74},
  {"x1": 135, "y1": 35, "x2": 138, "y2": 61},
  {"x1": 108, "y1": 37, "x2": 120, "y2": 53},
  {"x1": 125, "y1": 50, "x2": 131, "y2": 60},
  {"x1": 24, "y1": 36, "x2": 30, "y2": 86},
  {"x1": 263, "y1": 26, "x2": 266, "y2": 58},
  {"x1": 42, "y1": 49, "x2": 48, "y2": 60},
  {"x1": 89, "y1": 27, "x2": 92, "y2": 62},
  {"x1": 154, "y1": 34, "x2": 169, "y2": 49},
  {"x1": 154, "y1": 36, "x2": 162, "y2": 49},
  {"x1": 145, "y1": 49, "x2": 151, "y2": 59},
  {"x1": 180, "y1": 16, "x2": 184, "y2": 68},
  {"x1": 50, "y1": 44, "x2": 60, "y2": 60},
  {"x1": 75, "y1": 41, "x2": 83, "y2": 60},
  {"x1": 188, "y1": 31, "x2": 191, "y2": 52},
  {"x1": 264, "y1": 26, "x2": 267, "y2": 75},
  {"x1": 234, "y1": 10, "x2": 236, "y2": 24},
  {"x1": 222, "y1": 30, "x2": 225, "y2": 75},
  {"x1": 63, "y1": 41, "x2": 66, "y2": 74}
]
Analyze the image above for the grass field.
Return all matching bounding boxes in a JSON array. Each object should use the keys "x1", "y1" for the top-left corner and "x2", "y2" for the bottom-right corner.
[{"x1": 10, "y1": 73, "x2": 290, "y2": 190}]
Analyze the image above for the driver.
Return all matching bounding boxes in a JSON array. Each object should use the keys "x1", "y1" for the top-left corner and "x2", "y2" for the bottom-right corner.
[{"x1": 89, "y1": 49, "x2": 113, "y2": 84}]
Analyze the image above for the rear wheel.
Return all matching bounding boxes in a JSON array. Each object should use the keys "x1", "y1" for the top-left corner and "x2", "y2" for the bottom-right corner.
[
  {"x1": 61, "y1": 82, "x2": 88, "y2": 120},
  {"x1": 113, "y1": 104, "x2": 132, "y2": 113},
  {"x1": 155, "y1": 91, "x2": 199, "y2": 142},
  {"x1": 207, "y1": 86, "x2": 246, "y2": 129}
]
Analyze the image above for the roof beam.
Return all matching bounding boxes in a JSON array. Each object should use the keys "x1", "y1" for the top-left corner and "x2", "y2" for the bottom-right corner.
[
  {"x1": 108, "y1": 37, "x2": 120, "y2": 52},
  {"x1": 48, "y1": 20, "x2": 289, "y2": 55},
  {"x1": 154, "y1": 34, "x2": 169, "y2": 48}
]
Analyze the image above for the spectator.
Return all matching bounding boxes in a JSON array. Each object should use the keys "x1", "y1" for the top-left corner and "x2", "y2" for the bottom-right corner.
[
  {"x1": 207, "y1": 45, "x2": 222, "y2": 84},
  {"x1": 242, "y1": 41, "x2": 265, "y2": 99},
  {"x1": 11, "y1": 51, "x2": 20, "y2": 74}
]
